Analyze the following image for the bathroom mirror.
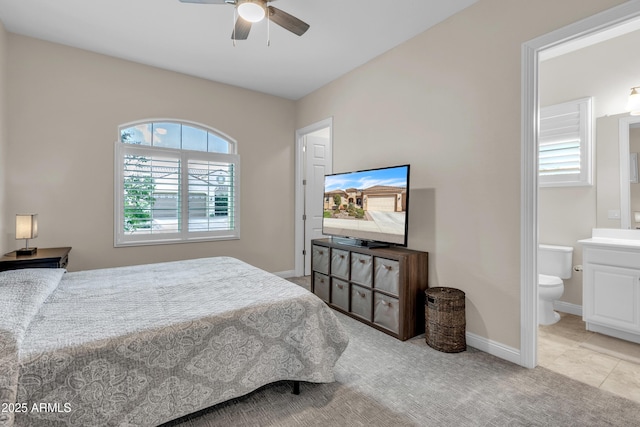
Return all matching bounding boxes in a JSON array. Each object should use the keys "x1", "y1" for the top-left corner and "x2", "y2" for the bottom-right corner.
[{"x1": 619, "y1": 116, "x2": 640, "y2": 229}]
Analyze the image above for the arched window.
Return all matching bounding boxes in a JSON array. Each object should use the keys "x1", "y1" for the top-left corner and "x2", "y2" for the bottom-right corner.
[{"x1": 114, "y1": 119, "x2": 239, "y2": 246}]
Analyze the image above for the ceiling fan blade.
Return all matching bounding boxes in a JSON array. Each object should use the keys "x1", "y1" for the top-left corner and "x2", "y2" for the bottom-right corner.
[
  {"x1": 231, "y1": 17, "x2": 252, "y2": 40},
  {"x1": 268, "y1": 6, "x2": 309, "y2": 36},
  {"x1": 179, "y1": 0, "x2": 230, "y2": 4}
]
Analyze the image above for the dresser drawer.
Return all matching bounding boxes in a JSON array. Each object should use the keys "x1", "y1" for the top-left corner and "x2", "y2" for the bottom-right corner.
[
  {"x1": 374, "y1": 258, "x2": 400, "y2": 295},
  {"x1": 331, "y1": 248, "x2": 350, "y2": 279},
  {"x1": 313, "y1": 272, "x2": 330, "y2": 302},
  {"x1": 312, "y1": 245, "x2": 329, "y2": 275},
  {"x1": 331, "y1": 278, "x2": 349, "y2": 311},
  {"x1": 350, "y1": 284, "x2": 372, "y2": 320},
  {"x1": 310, "y1": 238, "x2": 429, "y2": 341},
  {"x1": 584, "y1": 247, "x2": 640, "y2": 269},
  {"x1": 350, "y1": 253, "x2": 372, "y2": 286},
  {"x1": 374, "y1": 293, "x2": 400, "y2": 334}
]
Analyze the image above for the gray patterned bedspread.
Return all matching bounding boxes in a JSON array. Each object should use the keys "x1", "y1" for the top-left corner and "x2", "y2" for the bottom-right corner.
[{"x1": 0, "y1": 257, "x2": 349, "y2": 427}]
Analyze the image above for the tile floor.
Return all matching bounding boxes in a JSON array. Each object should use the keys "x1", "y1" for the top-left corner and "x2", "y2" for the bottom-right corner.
[{"x1": 538, "y1": 312, "x2": 640, "y2": 403}]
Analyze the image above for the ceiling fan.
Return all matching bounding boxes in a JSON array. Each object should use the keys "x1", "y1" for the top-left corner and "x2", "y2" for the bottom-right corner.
[{"x1": 179, "y1": 0, "x2": 310, "y2": 41}]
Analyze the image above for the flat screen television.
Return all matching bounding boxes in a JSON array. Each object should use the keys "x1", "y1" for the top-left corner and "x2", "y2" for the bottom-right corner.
[{"x1": 322, "y1": 164, "x2": 410, "y2": 247}]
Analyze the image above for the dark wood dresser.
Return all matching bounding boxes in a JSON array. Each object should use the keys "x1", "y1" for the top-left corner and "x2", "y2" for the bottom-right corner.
[{"x1": 311, "y1": 238, "x2": 428, "y2": 341}]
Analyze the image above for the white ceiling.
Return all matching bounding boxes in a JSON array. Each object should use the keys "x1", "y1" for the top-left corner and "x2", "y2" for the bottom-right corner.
[{"x1": 0, "y1": 0, "x2": 477, "y2": 100}]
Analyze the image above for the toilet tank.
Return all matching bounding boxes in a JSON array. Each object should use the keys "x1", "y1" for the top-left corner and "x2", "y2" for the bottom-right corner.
[{"x1": 538, "y1": 244, "x2": 574, "y2": 279}]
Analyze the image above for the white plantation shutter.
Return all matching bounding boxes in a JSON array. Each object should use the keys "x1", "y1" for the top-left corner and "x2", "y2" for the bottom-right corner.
[
  {"x1": 186, "y1": 158, "x2": 236, "y2": 233},
  {"x1": 122, "y1": 150, "x2": 181, "y2": 234},
  {"x1": 115, "y1": 120, "x2": 239, "y2": 247},
  {"x1": 539, "y1": 97, "x2": 592, "y2": 187}
]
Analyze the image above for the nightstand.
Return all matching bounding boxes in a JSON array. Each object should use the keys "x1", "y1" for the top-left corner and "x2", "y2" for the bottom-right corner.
[{"x1": 0, "y1": 247, "x2": 71, "y2": 272}]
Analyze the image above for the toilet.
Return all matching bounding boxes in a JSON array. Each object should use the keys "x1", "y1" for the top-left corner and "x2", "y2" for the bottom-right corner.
[{"x1": 538, "y1": 244, "x2": 574, "y2": 325}]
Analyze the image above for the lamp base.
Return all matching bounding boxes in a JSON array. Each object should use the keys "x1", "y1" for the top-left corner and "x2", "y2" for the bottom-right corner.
[{"x1": 16, "y1": 247, "x2": 37, "y2": 256}]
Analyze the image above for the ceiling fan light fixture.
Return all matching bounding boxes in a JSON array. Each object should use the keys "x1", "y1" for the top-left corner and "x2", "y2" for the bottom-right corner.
[{"x1": 237, "y1": 0, "x2": 265, "y2": 23}]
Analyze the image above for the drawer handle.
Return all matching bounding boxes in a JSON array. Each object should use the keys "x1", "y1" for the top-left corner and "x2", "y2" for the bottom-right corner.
[
  {"x1": 381, "y1": 300, "x2": 393, "y2": 308},
  {"x1": 384, "y1": 265, "x2": 394, "y2": 271},
  {"x1": 319, "y1": 279, "x2": 325, "y2": 284},
  {"x1": 317, "y1": 250, "x2": 324, "y2": 255},
  {"x1": 337, "y1": 284, "x2": 344, "y2": 289},
  {"x1": 357, "y1": 291, "x2": 366, "y2": 298},
  {"x1": 359, "y1": 259, "x2": 366, "y2": 264},
  {"x1": 339, "y1": 254, "x2": 345, "y2": 259}
]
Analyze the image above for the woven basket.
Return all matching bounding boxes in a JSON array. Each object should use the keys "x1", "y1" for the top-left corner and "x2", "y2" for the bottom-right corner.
[{"x1": 425, "y1": 287, "x2": 466, "y2": 353}]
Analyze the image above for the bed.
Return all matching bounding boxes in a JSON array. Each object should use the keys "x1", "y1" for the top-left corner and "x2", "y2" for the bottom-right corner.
[{"x1": 0, "y1": 256, "x2": 349, "y2": 427}]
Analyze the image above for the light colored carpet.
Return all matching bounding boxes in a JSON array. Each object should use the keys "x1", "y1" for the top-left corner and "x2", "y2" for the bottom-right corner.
[
  {"x1": 164, "y1": 305, "x2": 640, "y2": 426},
  {"x1": 581, "y1": 332, "x2": 640, "y2": 365}
]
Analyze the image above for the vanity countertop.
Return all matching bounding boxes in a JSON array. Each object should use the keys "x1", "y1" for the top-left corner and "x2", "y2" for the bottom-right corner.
[{"x1": 579, "y1": 228, "x2": 640, "y2": 249}]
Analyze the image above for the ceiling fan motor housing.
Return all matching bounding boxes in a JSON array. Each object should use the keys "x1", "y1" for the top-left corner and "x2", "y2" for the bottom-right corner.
[{"x1": 237, "y1": 0, "x2": 267, "y2": 23}]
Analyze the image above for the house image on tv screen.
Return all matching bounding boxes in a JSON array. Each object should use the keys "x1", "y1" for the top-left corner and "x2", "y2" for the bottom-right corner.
[{"x1": 324, "y1": 186, "x2": 407, "y2": 216}]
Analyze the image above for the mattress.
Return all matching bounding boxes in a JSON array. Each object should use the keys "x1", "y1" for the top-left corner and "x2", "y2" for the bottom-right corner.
[{"x1": 0, "y1": 257, "x2": 349, "y2": 427}]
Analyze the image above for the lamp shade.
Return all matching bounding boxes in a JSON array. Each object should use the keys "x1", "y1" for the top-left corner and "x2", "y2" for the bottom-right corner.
[
  {"x1": 628, "y1": 87, "x2": 640, "y2": 116},
  {"x1": 238, "y1": 0, "x2": 266, "y2": 22},
  {"x1": 16, "y1": 214, "x2": 38, "y2": 239}
]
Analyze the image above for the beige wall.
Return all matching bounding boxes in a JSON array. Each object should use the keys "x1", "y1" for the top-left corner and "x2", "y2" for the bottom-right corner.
[
  {"x1": 295, "y1": 0, "x2": 624, "y2": 348},
  {"x1": 538, "y1": 28, "x2": 640, "y2": 308},
  {"x1": 6, "y1": 35, "x2": 296, "y2": 273},
  {"x1": 1, "y1": 0, "x2": 629, "y2": 351},
  {"x1": 540, "y1": 30, "x2": 640, "y2": 118},
  {"x1": 0, "y1": 21, "x2": 6, "y2": 255},
  {"x1": 596, "y1": 113, "x2": 625, "y2": 230}
]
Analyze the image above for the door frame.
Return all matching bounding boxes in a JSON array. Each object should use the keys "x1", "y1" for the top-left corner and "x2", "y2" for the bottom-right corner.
[
  {"x1": 294, "y1": 117, "x2": 333, "y2": 277},
  {"x1": 520, "y1": 0, "x2": 640, "y2": 368}
]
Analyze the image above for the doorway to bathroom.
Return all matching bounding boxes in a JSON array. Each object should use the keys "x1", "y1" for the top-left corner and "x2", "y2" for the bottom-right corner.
[
  {"x1": 535, "y1": 20, "x2": 640, "y2": 400},
  {"x1": 521, "y1": 1, "x2": 640, "y2": 369}
]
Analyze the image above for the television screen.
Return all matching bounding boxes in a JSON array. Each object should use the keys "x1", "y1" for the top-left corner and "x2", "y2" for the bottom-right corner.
[{"x1": 322, "y1": 164, "x2": 410, "y2": 246}]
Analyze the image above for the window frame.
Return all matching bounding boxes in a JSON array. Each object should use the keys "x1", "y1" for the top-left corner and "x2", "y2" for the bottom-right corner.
[
  {"x1": 114, "y1": 119, "x2": 240, "y2": 247},
  {"x1": 538, "y1": 97, "x2": 593, "y2": 188}
]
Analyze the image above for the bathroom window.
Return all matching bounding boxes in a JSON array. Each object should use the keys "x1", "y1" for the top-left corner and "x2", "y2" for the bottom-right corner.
[{"x1": 539, "y1": 97, "x2": 593, "y2": 187}]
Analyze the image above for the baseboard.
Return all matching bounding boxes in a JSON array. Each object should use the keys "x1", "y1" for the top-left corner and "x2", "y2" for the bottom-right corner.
[
  {"x1": 465, "y1": 302, "x2": 581, "y2": 367},
  {"x1": 273, "y1": 268, "x2": 525, "y2": 366},
  {"x1": 553, "y1": 301, "x2": 582, "y2": 317},
  {"x1": 273, "y1": 270, "x2": 296, "y2": 279},
  {"x1": 465, "y1": 331, "x2": 521, "y2": 366}
]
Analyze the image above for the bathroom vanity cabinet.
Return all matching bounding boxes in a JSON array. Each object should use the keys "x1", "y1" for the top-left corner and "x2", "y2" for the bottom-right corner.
[
  {"x1": 579, "y1": 230, "x2": 640, "y2": 344},
  {"x1": 311, "y1": 238, "x2": 428, "y2": 341}
]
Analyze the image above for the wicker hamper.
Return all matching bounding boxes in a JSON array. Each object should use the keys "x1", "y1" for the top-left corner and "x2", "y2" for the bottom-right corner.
[{"x1": 425, "y1": 287, "x2": 466, "y2": 353}]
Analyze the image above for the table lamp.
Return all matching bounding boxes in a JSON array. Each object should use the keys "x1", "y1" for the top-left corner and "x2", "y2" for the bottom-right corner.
[{"x1": 16, "y1": 214, "x2": 38, "y2": 255}]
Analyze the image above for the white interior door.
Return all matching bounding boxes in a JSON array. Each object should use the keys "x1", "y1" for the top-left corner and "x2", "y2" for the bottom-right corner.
[
  {"x1": 295, "y1": 119, "x2": 332, "y2": 276},
  {"x1": 304, "y1": 131, "x2": 331, "y2": 274}
]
